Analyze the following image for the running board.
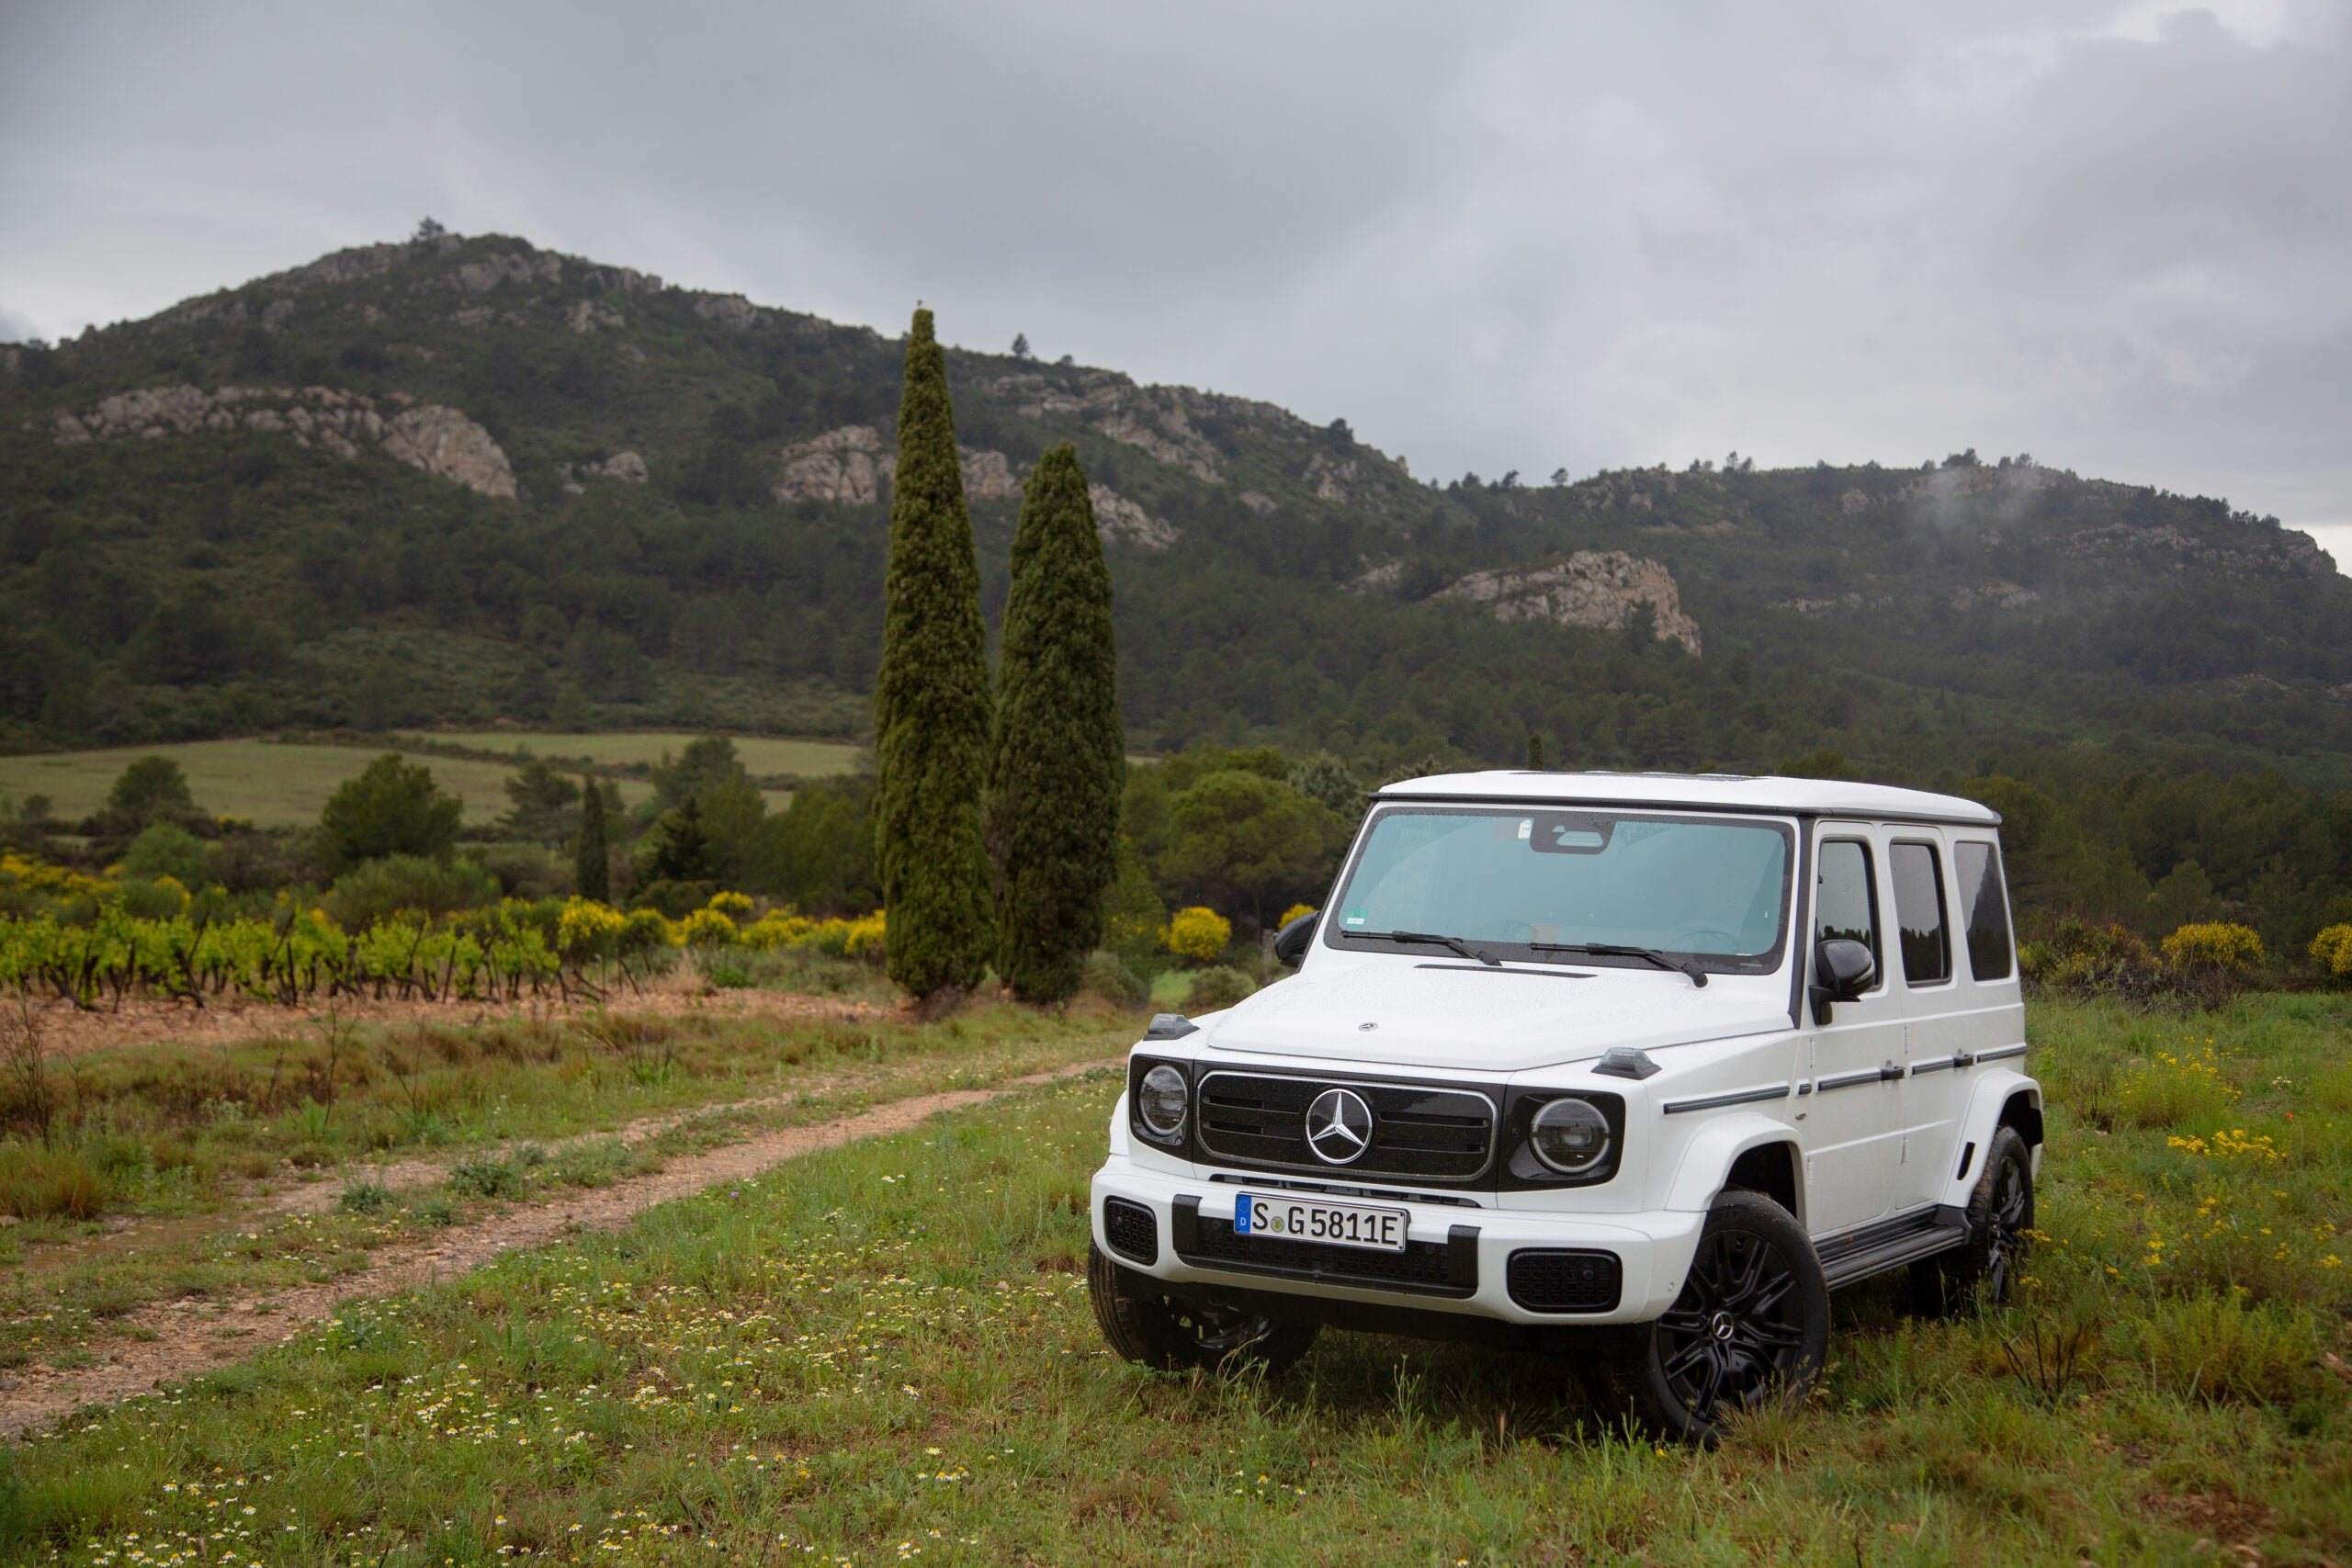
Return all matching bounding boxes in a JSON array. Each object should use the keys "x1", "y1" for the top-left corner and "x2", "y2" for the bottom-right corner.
[{"x1": 1814, "y1": 1203, "x2": 1969, "y2": 1289}]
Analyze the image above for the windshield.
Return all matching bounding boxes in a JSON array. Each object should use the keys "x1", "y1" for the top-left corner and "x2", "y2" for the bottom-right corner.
[{"x1": 1326, "y1": 807, "x2": 1793, "y2": 972}]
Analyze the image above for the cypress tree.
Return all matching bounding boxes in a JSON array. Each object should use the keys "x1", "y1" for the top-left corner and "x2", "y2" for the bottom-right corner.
[
  {"x1": 575, "y1": 773, "x2": 610, "y2": 901},
  {"x1": 986, "y1": 444, "x2": 1123, "y2": 1003},
  {"x1": 872, "y1": 307, "x2": 995, "y2": 1001}
]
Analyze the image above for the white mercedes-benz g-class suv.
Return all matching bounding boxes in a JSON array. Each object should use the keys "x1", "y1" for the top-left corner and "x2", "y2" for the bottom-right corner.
[{"x1": 1088, "y1": 771, "x2": 2041, "y2": 1441}]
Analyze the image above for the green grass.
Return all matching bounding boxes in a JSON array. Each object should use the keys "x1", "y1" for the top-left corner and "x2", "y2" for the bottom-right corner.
[
  {"x1": 392, "y1": 732, "x2": 863, "y2": 781},
  {"x1": 2, "y1": 994, "x2": 2348, "y2": 1563},
  {"x1": 0, "y1": 976, "x2": 1141, "y2": 1363},
  {"x1": 0, "y1": 740, "x2": 657, "y2": 828}
]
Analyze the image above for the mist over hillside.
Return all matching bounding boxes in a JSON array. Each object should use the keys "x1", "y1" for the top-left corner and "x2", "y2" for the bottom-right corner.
[{"x1": 5, "y1": 229, "x2": 2349, "y2": 787}]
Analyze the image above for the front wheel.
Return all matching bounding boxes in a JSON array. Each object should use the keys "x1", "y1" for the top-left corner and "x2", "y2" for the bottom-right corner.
[
  {"x1": 1911, "y1": 1123, "x2": 2034, "y2": 1314},
  {"x1": 1087, "y1": 1244, "x2": 1319, "y2": 1374},
  {"x1": 1594, "y1": 1190, "x2": 1828, "y2": 1444}
]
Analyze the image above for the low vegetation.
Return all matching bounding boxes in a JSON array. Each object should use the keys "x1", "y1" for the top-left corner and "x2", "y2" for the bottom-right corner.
[{"x1": 0, "y1": 992, "x2": 2342, "y2": 1562}]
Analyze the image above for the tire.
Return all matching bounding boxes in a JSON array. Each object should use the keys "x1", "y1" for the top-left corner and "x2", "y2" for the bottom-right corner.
[
  {"x1": 1086, "y1": 1243, "x2": 1319, "y2": 1374},
  {"x1": 1910, "y1": 1124, "x2": 2034, "y2": 1314},
  {"x1": 1595, "y1": 1190, "x2": 1829, "y2": 1445}
]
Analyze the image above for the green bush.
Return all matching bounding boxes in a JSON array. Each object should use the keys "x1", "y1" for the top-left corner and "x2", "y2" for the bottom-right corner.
[
  {"x1": 119, "y1": 821, "x2": 222, "y2": 887},
  {"x1": 325, "y1": 854, "x2": 499, "y2": 926},
  {"x1": 0, "y1": 1145, "x2": 117, "y2": 1221},
  {"x1": 1082, "y1": 950, "x2": 1148, "y2": 1006},
  {"x1": 1187, "y1": 964, "x2": 1258, "y2": 1012}
]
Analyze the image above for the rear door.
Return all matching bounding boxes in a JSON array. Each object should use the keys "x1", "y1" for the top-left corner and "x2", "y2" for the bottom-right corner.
[
  {"x1": 1888, "y1": 833, "x2": 1964, "y2": 1210},
  {"x1": 1796, "y1": 828, "x2": 1907, "y2": 1235}
]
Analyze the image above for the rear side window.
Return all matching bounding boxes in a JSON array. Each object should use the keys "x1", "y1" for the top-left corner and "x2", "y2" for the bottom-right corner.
[
  {"x1": 1814, "y1": 840, "x2": 1881, "y2": 988},
  {"x1": 1890, "y1": 841, "x2": 1951, "y2": 985},
  {"x1": 1954, "y1": 841, "x2": 2014, "y2": 981}
]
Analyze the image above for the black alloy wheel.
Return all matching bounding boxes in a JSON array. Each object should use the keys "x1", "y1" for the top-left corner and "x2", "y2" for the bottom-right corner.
[
  {"x1": 1912, "y1": 1123, "x2": 2036, "y2": 1314},
  {"x1": 1596, "y1": 1190, "x2": 1828, "y2": 1443},
  {"x1": 1087, "y1": 1244, "x2": 1319, "y2": 1374}
]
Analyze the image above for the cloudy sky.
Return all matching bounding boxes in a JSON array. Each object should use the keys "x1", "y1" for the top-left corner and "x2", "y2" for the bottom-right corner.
[{"x1": 4, "y1": 2, "x2": 2347, "y2": 564}]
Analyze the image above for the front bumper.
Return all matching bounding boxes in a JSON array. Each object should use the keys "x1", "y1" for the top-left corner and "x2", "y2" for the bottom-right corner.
[{"x1": 1091, "y1": 1155, "x2": 1705, "y2": 1327}]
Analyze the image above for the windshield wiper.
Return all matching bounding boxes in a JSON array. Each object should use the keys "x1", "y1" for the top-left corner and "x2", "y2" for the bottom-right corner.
[
  {"x1": 1528, "y1": 942, "x2": 1709, "y2": 987},
  {"x1": 1355, "y1": 930, "x2": 1500, "y2": 967}
]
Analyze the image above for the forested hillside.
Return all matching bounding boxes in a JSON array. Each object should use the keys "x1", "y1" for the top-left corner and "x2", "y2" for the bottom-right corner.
[{"x1": 5, "y1": 226, "x2": 2351, "y2": 789}]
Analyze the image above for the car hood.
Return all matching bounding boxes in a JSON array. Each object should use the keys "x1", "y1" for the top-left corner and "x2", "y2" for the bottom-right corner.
[{"x1": 1201, "y1": 959, "x2": 1793, "y2": 1075}]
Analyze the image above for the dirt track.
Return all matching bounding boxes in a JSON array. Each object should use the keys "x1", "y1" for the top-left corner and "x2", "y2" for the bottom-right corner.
[{"x1": 0, "y1": 1057, "x2": 1120, "y2": 1438}]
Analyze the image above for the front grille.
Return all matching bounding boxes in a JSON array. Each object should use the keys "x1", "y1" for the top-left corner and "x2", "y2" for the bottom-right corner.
[
  {"x1": 1102, "y1": 1197, "x2": 1159, "y2": 1266},
  {"x1": 1182, "y1": 1215, "x2": 1475, "y2": 1297},
  {"x1": 1506, "y1": 1249, "x2": 1623, "y2": 1314},
  {"x1": 1197, "y1": 1072, "x2": 1496, "y2": 1179}
]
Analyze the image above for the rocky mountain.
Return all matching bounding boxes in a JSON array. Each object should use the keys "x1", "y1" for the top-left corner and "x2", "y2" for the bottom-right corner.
[{"x1": 4, "y1": 229, "x2": 2348, "y2": 786}]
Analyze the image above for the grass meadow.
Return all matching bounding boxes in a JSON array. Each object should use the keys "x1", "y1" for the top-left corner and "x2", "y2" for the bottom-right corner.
[
  {"x1": 392, "y1": 735, "x2": 863, "y2": 783},
  {"x1": 0, "y1": 743, "x2": 654, "y2": 829},
  {"x1": 0, "y1": 992, "x2": 2346, "y2": 1563}
]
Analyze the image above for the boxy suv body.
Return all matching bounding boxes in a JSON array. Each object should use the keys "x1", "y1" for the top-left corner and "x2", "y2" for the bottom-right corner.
[{"x1": 1088, "y1": 771, "x2": 2042, "y2": 1439}]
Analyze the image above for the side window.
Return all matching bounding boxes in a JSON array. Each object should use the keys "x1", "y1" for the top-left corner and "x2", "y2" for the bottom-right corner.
[
  {"x1": 1954, "y1": 840, "x2": 2014, "y2": 981},
  {"x1": 1890, "y1": 840, "x2": 1951, "y2": 985},
  {"x1": 1814, "y1": 840, "x2": 1880, "y2": 989}
]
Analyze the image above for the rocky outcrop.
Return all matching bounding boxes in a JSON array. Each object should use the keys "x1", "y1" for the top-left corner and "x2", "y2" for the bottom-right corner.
[
  {"x1": 557, "y1": 451, "x2": 649, "y2": 492},
  {"x1": 567, "y1": 299, "x2": 625, "y2": 334},
  {"x1": 1090, "y1": 485, "x2": 1176, "y2": 549},
  {"x1": 694, "y1": 295, "x2": 759, "y2": 330},
  {"x1": 1239, "y1": 491, "x2": 1276, "y2": 515},
  {"x1": 982, "y1": 371, "x2": 1224, "y2": 482},
  {"x1": 775, "y1": 426, "x2": 893, "y2": 504},
  {"x1": 772, "y1": 425, "x2": 1024, "y2": 507},
  {"x1": 1305, "y1": 452, "x2": 1357, "y2": 502},
  {"x1": 51, "y1": 384, "x2": 516, "y2": 499},
  {"x1": 1438, "y1": 551, "x2": 1702, "y2": 655},
  {"x1": 453, "y1": 251, "x2": 563, "y2": 294}
]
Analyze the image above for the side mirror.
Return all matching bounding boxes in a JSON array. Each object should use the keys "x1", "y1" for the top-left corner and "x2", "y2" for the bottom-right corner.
[
  {"x1": 1272, "y1": 908, "x2": 1319, "y2": 967},
  {"x1": 1809, "y1": 938, "x2": 1876, "y2": 1022}
]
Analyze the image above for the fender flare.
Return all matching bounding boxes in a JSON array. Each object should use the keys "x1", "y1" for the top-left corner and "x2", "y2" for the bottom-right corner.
[
  {"x1": 1932, "y1": 1069, "x2": 2042, "y2": 1207},
  {"x1": 1663, "y1": 1111, "x2": 1808, "y2": 1224}
]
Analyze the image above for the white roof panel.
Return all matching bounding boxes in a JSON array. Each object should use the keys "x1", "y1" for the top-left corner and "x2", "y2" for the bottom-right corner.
[{"x1": 1377, "y1": 770, "x2": 2001, "y2": 826}]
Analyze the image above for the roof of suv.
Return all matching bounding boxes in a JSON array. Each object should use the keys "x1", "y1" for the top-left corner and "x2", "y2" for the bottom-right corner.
[{"x1": 1377, "y1": 770, "x2": 2001, "y2": 826}]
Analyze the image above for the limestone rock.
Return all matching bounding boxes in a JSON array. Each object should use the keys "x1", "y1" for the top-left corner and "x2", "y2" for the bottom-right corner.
[
  {"x1": 1438, "y1": 551, "x2": 1702, "y2": 655},
  {"x1": 50, "y1": 383, "x2": 516, "y2": 499},
  {"x1": 694, "y1": 294, "x2": 759, "y2": 330},
  {"x1": 775, "y1": 425, "x2": 891, "y2": 505},
  {"x1": 1305, "y1": 452, "x2": 1356, "y2": 502},
  {"x1": 773, "y1": 426, "x2": 1023, "y2": 506},
  {"x1": 559, "y1": 451, "x2": 649, "y2": 490},
  {"x1": 1951, "y1": 581, "x2": 2039, "y2": 611},
  {"x1": 567, "y1": 299, "x2": 625, "y2": 334},
  {"x1": 983, "y1": 370, "x2": 1223, "y2": 482},
  {"x1": 453, "y1": 251, "x2": 563, "y2": 293},
  {"x1": 1090, "y1": 484, "x2": 1176, "y2": 549},
  {"x1": 1239, "y1": 491, "x2": 1276, "y2": 515}
]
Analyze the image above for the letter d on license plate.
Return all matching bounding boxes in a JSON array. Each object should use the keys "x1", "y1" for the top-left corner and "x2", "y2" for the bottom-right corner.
[{"x1": 1234, "y1": 1193, "x2": 1408, "y2": 1252}]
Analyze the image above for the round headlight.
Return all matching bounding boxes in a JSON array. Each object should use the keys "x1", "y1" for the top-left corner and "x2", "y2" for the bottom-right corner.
[
  {"x1": 1529, "y1": 1097, "x2": 1611, "y2": 1175},
  {"x1": 1136, "y1": 1065, "x2": 1189, "y2": 1137}
]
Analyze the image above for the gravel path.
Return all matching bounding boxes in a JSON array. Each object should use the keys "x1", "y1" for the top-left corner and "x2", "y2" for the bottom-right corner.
[{"x1": 0, "y1": 1057, "x2": 1122, "y2": 1438}]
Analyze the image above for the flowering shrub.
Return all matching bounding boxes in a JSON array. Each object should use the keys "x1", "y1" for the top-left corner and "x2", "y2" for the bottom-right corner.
[
  {"x1": 738, "y1": 908, "x2": 888, "y2": 964},
  {"x1": 1162, "y1": 907, "x2": 1232, "y2": 964},
  {"x1": 674, "y1": 907, "x2": 740, "y2": 948},
  {"x1": 1276, "y1": 902, "x2": 1317, "y2": 931},
  {"x1": 707, "y1": 890, "x2": 756, "y2": 920},
  {"x1": 2019, "y1": 917, "x2": 2158, "y2": 995},
  {"x1": 0, "y1": 851, "x2": 113, "y2": 901},
  {"x1": 2309, "y1": 923, "x2": 2352, "y2": 977},
  {"x1": 557, "y1": 897, "x2": 628, "y2": 961},
  {"x1": 2162, "y1": 922, "x2": 2264, "y2": 973}
]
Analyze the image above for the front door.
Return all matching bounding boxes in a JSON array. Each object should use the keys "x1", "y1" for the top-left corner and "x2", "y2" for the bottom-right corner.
[{"x1": 1797, "y1": 829, "x2": 1907, "y2": 1235}]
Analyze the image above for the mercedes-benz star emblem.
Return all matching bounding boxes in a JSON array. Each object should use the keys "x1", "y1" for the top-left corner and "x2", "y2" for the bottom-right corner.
[{"x1": 1305, "y1": 1087, "x2": 1374, "y2": 1165}]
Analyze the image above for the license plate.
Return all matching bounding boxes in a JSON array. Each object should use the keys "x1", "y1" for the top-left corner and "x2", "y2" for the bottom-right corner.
[{"x1": 1233, "y1": 1193, "x2": 1408, "y2": 1252}]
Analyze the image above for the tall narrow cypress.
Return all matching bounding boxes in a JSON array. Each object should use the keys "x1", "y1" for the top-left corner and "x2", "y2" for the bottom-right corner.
[
  {"x1": 872, "y1": 308, "x2": 995, "y2": 1001},
  {"x1": 574, "y1": 773, "x2": 609, "y2": 901},
  {"x1": 986, "y1": 444, "x2": 1123, "y2": 1003}
]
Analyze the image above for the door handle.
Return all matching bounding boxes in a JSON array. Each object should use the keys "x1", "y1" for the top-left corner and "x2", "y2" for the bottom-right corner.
[
  {"x1": 1951, "y1": 1050, "x2": 1975, "y2": 1068},
  {"x1": 1880, "y1": 1061, "x2": 1905, "y2": 1081}
]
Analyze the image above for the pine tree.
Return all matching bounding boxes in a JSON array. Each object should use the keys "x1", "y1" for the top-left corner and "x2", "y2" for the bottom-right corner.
[
  {"x1": 986, "y1": 443, "x2": 1123, "y2": 1003},
  {"x1": 872, "y1": 307, "x2": 995, "y2": 1002},
  {"x1": 574, "y1": 773, "x2": 609, "y2": 901},
  {"x1": 1526, "y1": 732, "x2": 1546, "y2": 770}
]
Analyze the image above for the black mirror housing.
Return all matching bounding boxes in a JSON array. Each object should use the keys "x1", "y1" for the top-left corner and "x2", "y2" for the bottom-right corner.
[
  {"x1": 1815, "y1": 938, "x2": 1877, "y2": 1001},
  {"x1": 1272, "y1": 909, "x2": 1319, "y2": 966}
]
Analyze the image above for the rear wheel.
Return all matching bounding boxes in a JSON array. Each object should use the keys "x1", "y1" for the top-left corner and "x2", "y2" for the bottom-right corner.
[
  {"x1": 1595, "y1": 1190, "x2": 1828, "y2": 1444},
  {"x1": 1911, "y1": 1124, "x2": 2034, "y2": 1314},
  {"x1": 1087, "y1": 1244, "x2": 1319, "y2": 1373}
]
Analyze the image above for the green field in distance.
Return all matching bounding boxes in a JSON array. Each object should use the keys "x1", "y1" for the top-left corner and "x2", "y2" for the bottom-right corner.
[
  {"x1": 0, "y1": 740, "x2": 670, "y2": 829},
  {"x1": 398, "y1": 731, "x2": 864, "y2": 778}
]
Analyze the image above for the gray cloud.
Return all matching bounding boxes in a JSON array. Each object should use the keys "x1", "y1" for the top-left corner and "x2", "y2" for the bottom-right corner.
[{"x1": 1, "y1": 1, "x2": 2344, "y2": 545}]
